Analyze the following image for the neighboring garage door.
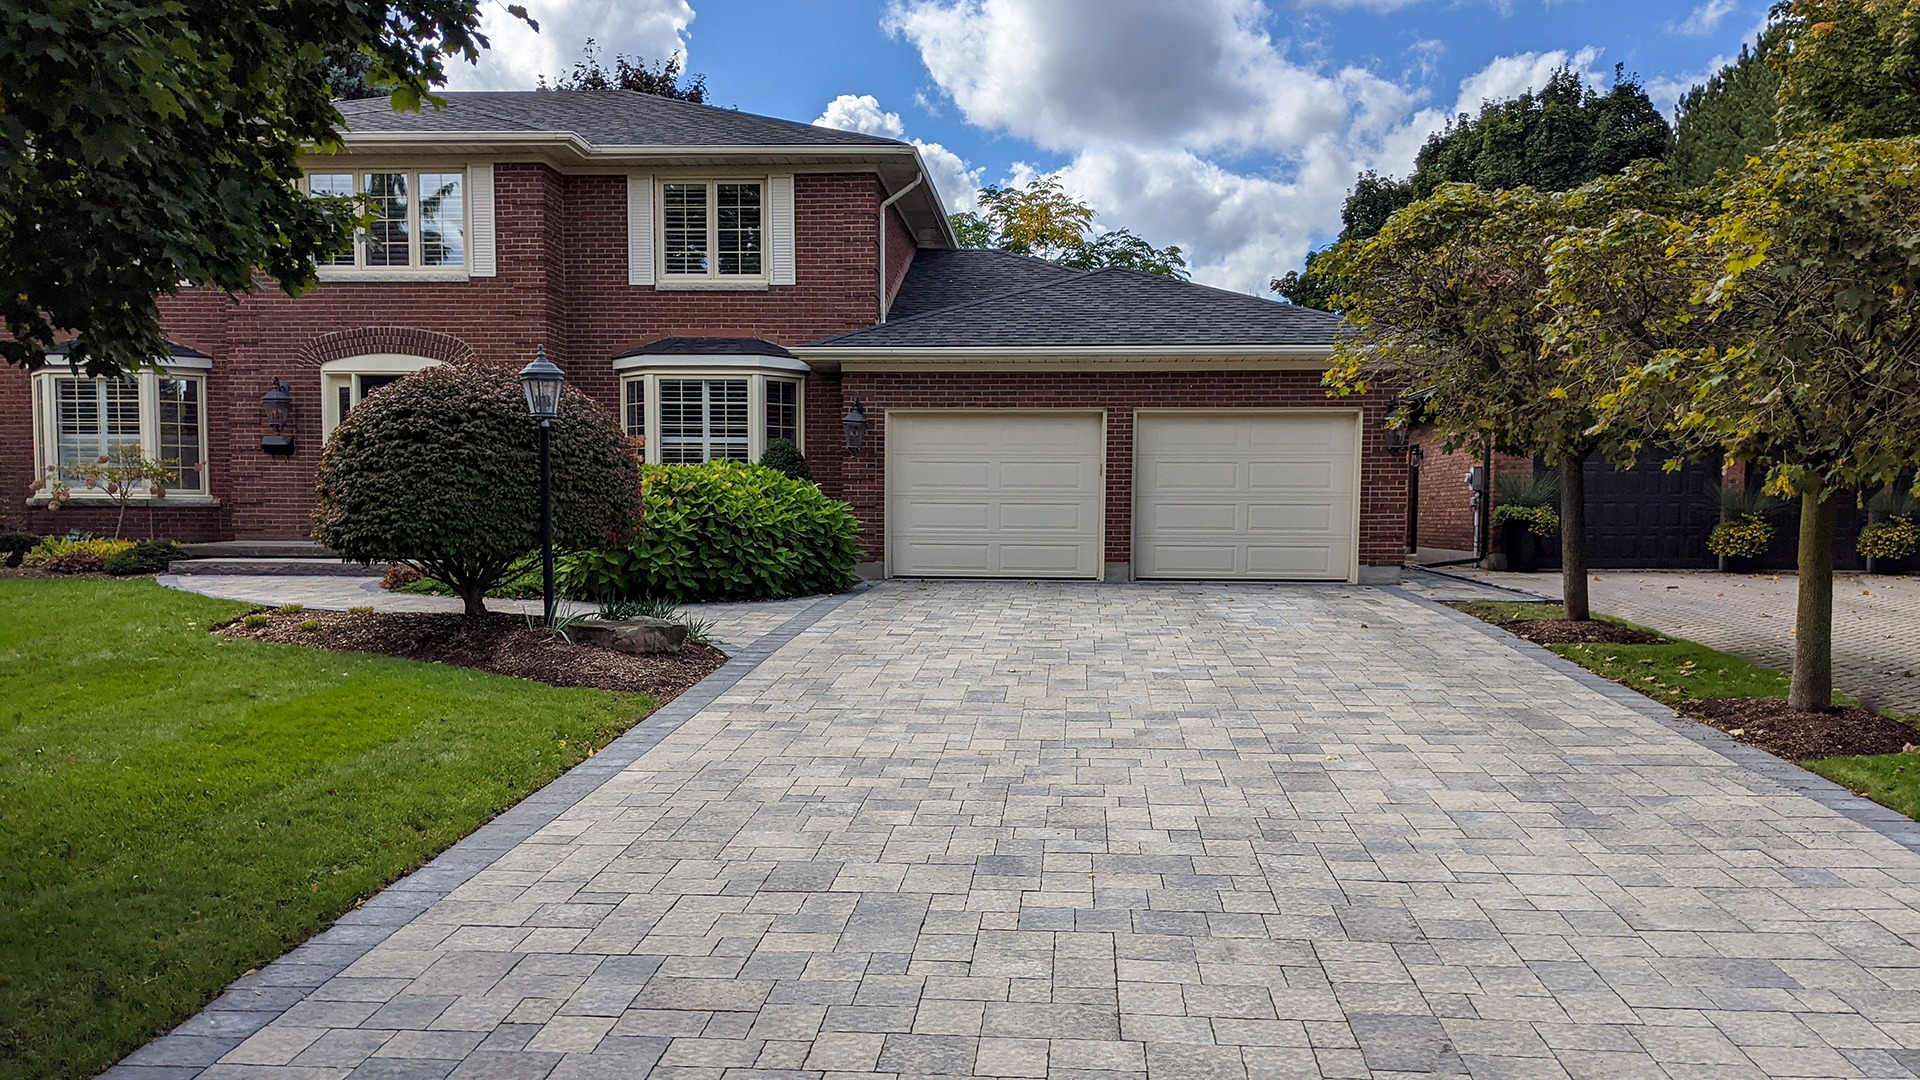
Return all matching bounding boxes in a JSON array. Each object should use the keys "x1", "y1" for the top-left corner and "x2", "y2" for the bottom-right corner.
[
  {"x1": 1134, "y1": 411, "x2": 1359, "y2": 581},
  {"x1": 887, "y1": 411, "x2": 1104, "y2": 578}
]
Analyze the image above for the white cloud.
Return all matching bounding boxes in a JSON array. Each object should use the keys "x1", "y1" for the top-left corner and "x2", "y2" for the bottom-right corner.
[
  {"x1": 813, "y1": 94, "x2": 984, "y2": 216},
  {"x1": 445, "y1": 0, "x2": 696, "y2": 91},
  {"x1": 1674, "y1": 0, "x2": 1738, "y2": 36},
  {"x1": 886, "y1": 0, "x2": 1608, "y2": 292}
]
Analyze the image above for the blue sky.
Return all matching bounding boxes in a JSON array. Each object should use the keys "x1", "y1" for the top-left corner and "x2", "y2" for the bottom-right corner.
[{"x1": 447, "y1": 0, "x2": 1771, "y2": 292}]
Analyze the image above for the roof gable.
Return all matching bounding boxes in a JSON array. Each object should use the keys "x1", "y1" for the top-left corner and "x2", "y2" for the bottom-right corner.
[{"x1": 815, "y1": 266, "x2": 1340, "y2": 349}]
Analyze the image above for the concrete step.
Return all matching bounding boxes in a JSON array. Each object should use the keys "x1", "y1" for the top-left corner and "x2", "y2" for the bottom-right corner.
[
  {"x1": 180, "y1": 540, "x2": 335, "y2": 559},
  {"x1": 169, "y1": 557, "x2": 393, "y2": 577}
]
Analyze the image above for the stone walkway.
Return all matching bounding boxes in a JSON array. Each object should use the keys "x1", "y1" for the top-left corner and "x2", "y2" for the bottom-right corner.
[
  {"x1": 156, "y1": 574, "x2": 822, "y2": 652},
  {"x1": 121, "y1": 580, "x2": 1920, "y2": 1080},
  {"x1": 1447, "y1": 569, "x2": 1920, "y2": 714}
]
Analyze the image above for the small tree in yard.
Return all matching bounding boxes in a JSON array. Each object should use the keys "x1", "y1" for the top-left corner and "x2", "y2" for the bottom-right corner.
[
  {"x1": 74, "y1": 443, "x2": 182, "y2": 540},
  {"x1": 1590, "y1": 137, "x2": 1920, "y2": 711},
  {"x1": 313, "y1": 364, "x2": 641, "y2": 617},
  {"x1": 1321, "y1": 169, "x2": 1687, "y2": 620}
]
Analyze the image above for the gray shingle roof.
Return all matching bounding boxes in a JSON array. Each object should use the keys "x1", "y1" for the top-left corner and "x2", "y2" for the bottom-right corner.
[
  {"x1": 886, "y1": 249, "x2": 1086, "y2": 320},
  {"x1": 336, "y1": 91, "x2": 903, "y2": 148},
  {"x1": 813, "y1": 266, "x2": 1340, "y2": 349},
  {"x1": 48, "y1": 339, "x2": 210, "y2": 360},
  {"x1": 616, "y1": 337, "x2": 796, "y2": 359}
]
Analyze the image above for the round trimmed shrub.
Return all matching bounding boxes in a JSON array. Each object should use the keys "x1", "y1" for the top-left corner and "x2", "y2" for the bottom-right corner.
[
  {"x1": 313, "y1": 363, "x2": 641, "y2": 616},
  {"x1": 104, "y1": 539, "x2": 187, "y2": 576},
  {"x1": 560, "y1": 461, "x2": 860, "y2": 603},
  {"x1": 760, "y1": 438, "x2": 812, "y2": 482}
]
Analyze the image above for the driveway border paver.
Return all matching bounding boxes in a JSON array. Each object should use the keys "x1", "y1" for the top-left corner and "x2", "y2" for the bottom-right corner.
[
  {"x1": 1385, "y1": 584, "x2": 1920, "y2": 855},
  {"x1": 104, "y1": 584, "x2": 869, "y2": 1080}
]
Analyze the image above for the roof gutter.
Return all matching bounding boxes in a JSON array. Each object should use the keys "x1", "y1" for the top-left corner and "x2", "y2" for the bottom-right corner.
[
  {"x1": 791, "y1": 343, "x2": 1335, "y2": 359},
  {"x1": 877, "y1": 175, "x2": 925, "y2": 323}
]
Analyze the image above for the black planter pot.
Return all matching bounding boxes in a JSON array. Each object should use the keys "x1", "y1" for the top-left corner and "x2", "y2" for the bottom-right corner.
[
  {"x1": 1718, "y1": 553, "x2": 1767, "y2": 574},
  {"x1": 1501, "y1": 521, "x2": 1546, "y2": 573}
]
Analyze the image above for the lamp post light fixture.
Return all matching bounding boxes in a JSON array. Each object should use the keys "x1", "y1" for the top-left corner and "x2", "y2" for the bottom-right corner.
[
  {"x1": 842, "y1": 400, "x2": 869, "y2": 455},
  {"x1": 260, "y1": 379, "x2": 295, "y2": 455},
  {"x1": 519, "y1": 346, "x2": 566, "y2": 627}
]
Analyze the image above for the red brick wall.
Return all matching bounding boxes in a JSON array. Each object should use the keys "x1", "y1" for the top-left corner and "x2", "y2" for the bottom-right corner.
[
  {"x1": 1408, "y1": 425, "x2": 1535, "y2": 555},
  {"x1": 829, "y1": 370, "x2": 1407, "y2": 572},
  {"x1": 883, "y1": 207, "x2": 916, "y2": 315},
  {"x1": 1, "y1": 166, "x2": 899, "y2": 540}
]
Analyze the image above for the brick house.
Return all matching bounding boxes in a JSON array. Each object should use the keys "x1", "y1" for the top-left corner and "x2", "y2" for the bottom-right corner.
[{"x1": 4, "y1": 90, "x2": 1408, "y2": 584}]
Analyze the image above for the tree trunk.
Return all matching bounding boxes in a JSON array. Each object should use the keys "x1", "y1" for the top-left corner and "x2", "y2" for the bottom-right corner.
[
  {"x1": 1790, "y1": 487, "x2": 1836, "y2": 712},
  {"x1": 1561, "y1": 450, "x2": 1591, "y2": 621},
  {"x1": 457, "y1": 581, "x2": 489, "y2": 618}
]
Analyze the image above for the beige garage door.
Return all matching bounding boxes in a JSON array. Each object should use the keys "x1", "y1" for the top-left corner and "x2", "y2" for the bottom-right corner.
[
  {"x1": 1134, "y1": 411, "x2": 1358, "y2": 581},
  {"x1": 888, "y1": 411, "x2": 1103, "y2": 578}
]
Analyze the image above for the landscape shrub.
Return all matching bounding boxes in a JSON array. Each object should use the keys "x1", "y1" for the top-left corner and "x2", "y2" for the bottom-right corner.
[
  {"x1": 759, "y1": 438, "x2": 812, "y2": 482},
  {"x1": 1859, "y1": 519, "x2": 1919, "y2": 561},
  {"x1": 313, "y1": 364, "x2": 641, "y2": 616},
  {"x1": 26, "y1": 536, "x2": 134, "y2": 569},
  {"x1": 1709, "y1": 514, "x2": 1774, "y2": 558},
  {"x1": 1491, "y1": 503, "x2": 1560, "y2": 537},
  {"x1": 43, "y1": 551, "x2": 109, "y2": 575},
  {"x1": 1492, "y1": 470, "x2": 1561, "y2": 537},
  {"x1": 0, "y1": 533, "x2": 36, "y2": 568},
  {"x1": 380, "y1": 565, "x2": 422, "y2": 591},
  {"x1": 561, "y1": 461, "x2": 860, "y2": 603},
  {"x1": 103, "y1": 540, "x2": 187, "y2": 576}
]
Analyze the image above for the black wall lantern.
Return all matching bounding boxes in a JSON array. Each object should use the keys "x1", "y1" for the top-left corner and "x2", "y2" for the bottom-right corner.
[
  {"x1": 1383, "y1": 399, "x2": 1412, "y2": 453},
  {"x1": 260, "y1": 379, "x2": 296, "y2": 455},
  {"x1": 842, "y1": 400, "x2": 869, "y2": 455}
]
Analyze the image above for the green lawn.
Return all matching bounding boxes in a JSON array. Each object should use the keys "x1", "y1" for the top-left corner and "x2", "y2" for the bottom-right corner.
[
  {"x1": 0, "y1": 579, "x2": 658, "y2": 1080},
  {"x1": 1453, "y1": 599, "x2": 1920, "y2": 819}
]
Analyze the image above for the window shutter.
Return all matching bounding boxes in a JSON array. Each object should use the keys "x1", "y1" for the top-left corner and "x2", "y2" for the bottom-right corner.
[
  {"x1": 768, "y1": 174, "x2": 796, "y2": 286},
  {"x1": 628, "y1": 173, "x2": 655, "y2": 286},
  {"x1": 467, "y1": 164, "x2": 496, "y2": 277}
]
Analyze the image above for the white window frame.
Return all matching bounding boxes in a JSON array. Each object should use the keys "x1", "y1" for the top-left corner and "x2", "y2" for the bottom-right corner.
[
  {"x1": 615, "y1": 364, "x2": 806, "y2": 465},
  {"x1": 30, "y1": 365, "x2": 213, "y2": 502},
  {"x1": 655, "y1": 177, "x2": 770, "y2": 287},
  {"x1": 321, "y1": 354, "x2": 442, "y2": 437},
  {"x1": 304, "y1": 167, "x2": 472, "y2": 279}
]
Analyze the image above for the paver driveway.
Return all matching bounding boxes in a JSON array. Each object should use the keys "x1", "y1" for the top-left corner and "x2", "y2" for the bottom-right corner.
[{"x1": 132, "y1": 581, "x2": 1920, "y2": 1080}]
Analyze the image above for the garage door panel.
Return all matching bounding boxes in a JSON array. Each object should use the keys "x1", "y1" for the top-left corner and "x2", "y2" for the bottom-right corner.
[
  {"x1": 1246, "y1": 545, "x2": 1339, "y2": 576},
  {"x1": 1148, "y1": 501, "x2": 1241, "y2": 530},
  {"x1": 890, "y1": 412, "x2": 1102, "y2": 579},
  {"x1": 1135, "y1": 413, "x2": 1356, "y2": 582},
  {"x1": 1247, "y1": 461, "x2": 1340, "y2": 491},
  {"x1": 1000, "y1": 461, "x2": 1091, "y2": 490},
  {"x1": 1246, "y1": 503, "x2": 1336, "y2": 531},
  {"x1": 999, "y1": 502, "x2": 1086, "y2": 530}
]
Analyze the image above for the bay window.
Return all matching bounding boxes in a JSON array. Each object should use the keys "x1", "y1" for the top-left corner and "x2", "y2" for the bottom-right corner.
[
  {"x1": 31, "y1": 368, "x2": 210, "y2": 498},
  {"x1": 306, "y1": 169, "x2": 466, "y2": 271},
  {"x1": 616, "y1": 370, "x2": 805, "y2": 464}
]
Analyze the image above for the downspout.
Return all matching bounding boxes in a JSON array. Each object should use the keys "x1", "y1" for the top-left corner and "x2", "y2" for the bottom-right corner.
[{"x1": 877, "y1": 175, "x2": 925, "y2": 323}]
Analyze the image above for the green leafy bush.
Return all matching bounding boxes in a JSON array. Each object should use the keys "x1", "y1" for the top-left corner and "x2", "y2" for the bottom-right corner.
[
  {"x1": 1495, "y1": 469, "x2": 1559, "y2": 508},
  {"x1": 0, "y1": 533, "x2": 37, "y2": 568},
  {"x1": 1859, "y1": 519, "x2": 1919, "y2": 561},
  {"x1": 760, "y1": 438, "x2": 813, "y2": 482},
  {"x1": 103, "y1": 540, "x2": 187, "y2": 576},
  {"x1": 1709, "y1": 514, "x2": 1774, "y2": 558},
  {"x1": 562, "y1": 461, "x2": 860, "y2": 603},
  {"x1": 312, "y1": 364, "x2": 641, "y2": 616},
  {"x1": 26, "y1": 536, "x2": 134, "y2": 569},
  {"x1": 1491, "y1": 503, "x2": 1561, "y2": 537},
  {"x1": 397, "y1": 561, "x2": 545, "y2": 600}
]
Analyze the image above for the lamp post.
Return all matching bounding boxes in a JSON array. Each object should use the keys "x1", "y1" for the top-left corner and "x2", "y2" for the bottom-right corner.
[{"x1": 519, "y1": 347, "x2": 565, "y2": 627}]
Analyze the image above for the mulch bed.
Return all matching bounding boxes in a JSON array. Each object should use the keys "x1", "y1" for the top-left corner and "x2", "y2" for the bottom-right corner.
[
  {"x1": 1505, "y1": 619, "x2": 1665, "y2": 646},
  {"x1": 217, "y1": 610, "x2": 727, "y2": 698},
  {"x1": 1682, "y1": 698, "x2": 1920, "y2": 761}
]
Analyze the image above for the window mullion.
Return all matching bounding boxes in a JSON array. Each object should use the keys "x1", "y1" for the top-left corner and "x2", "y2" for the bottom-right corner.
[
  {"x1": 707, "y1": 181, "x2": 720, "y2": 281},
  {"x1": 748, "y1": 374, "x2": 765, "y2": 461},
  {"x1": 139, "y1": 373, "x2": 159, "y2": 462}
]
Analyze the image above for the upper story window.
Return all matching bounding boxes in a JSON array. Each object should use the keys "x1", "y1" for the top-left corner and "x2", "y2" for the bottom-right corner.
[
  {"x1": 306, "y1": 170, "x2": 466, "y2": 270},
  {"x1": 30, "y1": 365, "x2": 210, "y2": 499},
  {"x1": 660, "y1": 180, "x2": 764, "y2": 281}
]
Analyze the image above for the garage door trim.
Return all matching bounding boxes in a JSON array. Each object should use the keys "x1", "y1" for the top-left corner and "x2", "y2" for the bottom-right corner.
[
  {"x1": 1131, "y1": 408, "x2": 1363, "y2": 584},
  {"x1": 884, "y1": 407, "x2": 1107, "y2": 580}
]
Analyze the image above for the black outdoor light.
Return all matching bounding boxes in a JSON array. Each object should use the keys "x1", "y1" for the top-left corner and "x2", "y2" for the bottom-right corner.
[
  {"x1": 843, "y1": 399, "x2": 869, "y2": 455},
  {"x1": 519, "y1": 346, "x2": 565, "y2": 627},
  {"x1": 1384, "y1": 400, "x2": 1412, "y2": 453},
  {"x1": 1408, "y1": 444, "x2": 1426, "y2": 470},
  {"x1": 260, "y1": 379, "x2": 296, "y2": 455}
]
